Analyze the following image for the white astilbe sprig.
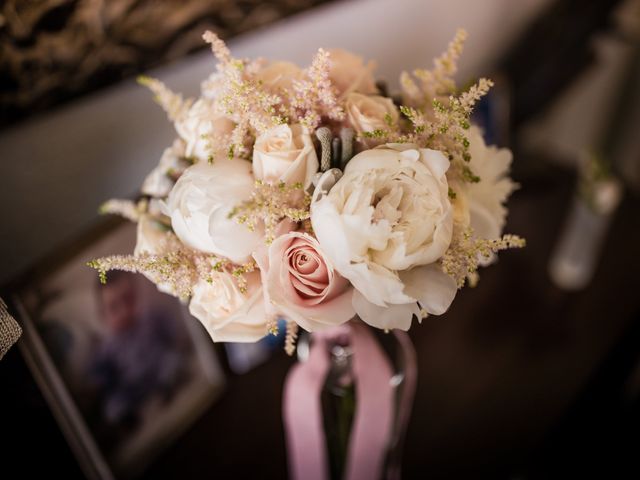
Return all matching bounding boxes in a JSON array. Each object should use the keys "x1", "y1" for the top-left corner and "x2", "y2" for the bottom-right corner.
[
  {"x1": 88, "y1": 231, "x2": 256, "y2": 299},
  {"x1": 366, "y1": 29, "x2": 493, "y2": 184},
  {"x1": 442, "y1": 226, "x2": 526, "y2": 288},
  {"x1": 401, "y1": 28, "x2": 468, "y2": 107},
  {"x1": 228, "y1": 180, "x2": 311, "y2": 244},
  {"x1": 99, "y1": 199, "x2": 144, "y2": 222},
  {"x1": 137, "y1": 75, "x2": 193, "y2": 122}
]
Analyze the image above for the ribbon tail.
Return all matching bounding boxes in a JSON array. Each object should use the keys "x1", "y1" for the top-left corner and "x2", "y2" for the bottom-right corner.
[
  {"x1": 345, "y1": 323, "x2": 394, "y2": 480},
  {"x1": 283, "y1": 336, "x2": 331, "y2": 480}
]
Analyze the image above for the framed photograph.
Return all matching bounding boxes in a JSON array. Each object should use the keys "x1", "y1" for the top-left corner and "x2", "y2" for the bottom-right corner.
[{"x1": 13, "y1": 221, "x2": 225, "y2": 480}]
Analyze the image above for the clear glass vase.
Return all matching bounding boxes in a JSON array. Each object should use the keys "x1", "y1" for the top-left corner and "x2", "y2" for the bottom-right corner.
[{"x1": 296, "y1": 323, "x2": 416, "y2": 480}]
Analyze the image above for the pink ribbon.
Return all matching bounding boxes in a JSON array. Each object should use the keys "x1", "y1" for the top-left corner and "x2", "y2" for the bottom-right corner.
[{"x1": 283, "y1": 322, "x2": 416, "y2": 480}]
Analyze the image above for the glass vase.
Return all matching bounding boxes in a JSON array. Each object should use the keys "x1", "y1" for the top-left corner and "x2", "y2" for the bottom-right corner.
[{"x1": 295, "y1": 322, "x2": 416, "y2": 480}]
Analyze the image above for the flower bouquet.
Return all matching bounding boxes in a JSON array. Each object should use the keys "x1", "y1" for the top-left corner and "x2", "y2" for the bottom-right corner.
[{"x1": 90, "y1": 28, "x2": 524, "y2": 479}]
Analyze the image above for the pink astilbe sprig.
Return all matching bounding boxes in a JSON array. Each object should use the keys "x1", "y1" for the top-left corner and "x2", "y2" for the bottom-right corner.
[
  {"x1": 290, "y1": 48, "x2": 345, "y2": 130},
  {"x1": 202, "y1": 31, "x2": 285, "y2": 157}
]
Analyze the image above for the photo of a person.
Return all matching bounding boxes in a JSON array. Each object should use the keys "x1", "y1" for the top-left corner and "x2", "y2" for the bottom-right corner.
[
  {"x1": 17, "y1": 222, "x2": 225, "y2": 479},
  {"x1": 89, "y1": 271, "x2": 190, "y2": 444}
]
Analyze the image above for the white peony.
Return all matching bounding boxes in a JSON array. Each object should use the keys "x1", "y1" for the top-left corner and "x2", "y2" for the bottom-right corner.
[
  {"x1": 253, "y1": 124, "x2": 319, "y2": 188},
  {"x1": 142, "y1": 139, "x2": 188, "y2": 198},
  {"x1": 175, "y1": 99, "x2": 235, "y2": 160},
  {"x1": 163, "y1": 160, "x2": 263, "y2": 264},
  {"x1": 189, "y1": 271, "x2": 267, "y2": 342},
  {"x1": 311, "y1": 144, "x2": 457, "y2": 330},
  {"x1": 455, "y1": 126, "x2": 516, "y2": 241}
]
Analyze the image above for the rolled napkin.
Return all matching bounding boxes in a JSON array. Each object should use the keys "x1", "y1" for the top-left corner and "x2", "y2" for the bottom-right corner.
[{"x1": 0, "y1": 298, "x2": 21, "y2": 360}]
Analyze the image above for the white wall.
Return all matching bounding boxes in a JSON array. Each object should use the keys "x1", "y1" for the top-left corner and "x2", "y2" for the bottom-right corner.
[{"x1": 0, "y1": 0, "x2": 550, "y2": 285}]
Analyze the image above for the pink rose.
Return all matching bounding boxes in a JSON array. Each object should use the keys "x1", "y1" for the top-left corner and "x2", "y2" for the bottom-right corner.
[{"x1": 255, "y1": 231, "x2": 355, "y2": 332}]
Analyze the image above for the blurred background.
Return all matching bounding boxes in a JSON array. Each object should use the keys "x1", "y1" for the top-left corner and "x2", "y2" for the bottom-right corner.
[{"x1": 1, "y1": 0, "x2": 640, "y2": 478}]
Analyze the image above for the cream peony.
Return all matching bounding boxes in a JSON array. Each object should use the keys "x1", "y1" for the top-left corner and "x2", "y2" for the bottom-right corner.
[
  {"x1": 327, "y1": 49, "x2": 378, "y2": 96},
  {"x1": 189, "y1": 271, "x2": 267, "y2": 342},
  {"x1": 175, "y1": 99, "x2": 235, "y2": 160},
  {"x1": 311, "y1": 144, "x2": 457, "y2": 330},
  {"x1": 345, "y1": 92, "x2": 399, "y2": 146},
  {"x1": 255, "y1": 231, "x2": 355, "y2": 332},
  {"x1": 253, "y1": 124, "x2": 319, "y2": 188},
  {"x1": 163, "y1": 160, "x2": 263, "y2": 264}
]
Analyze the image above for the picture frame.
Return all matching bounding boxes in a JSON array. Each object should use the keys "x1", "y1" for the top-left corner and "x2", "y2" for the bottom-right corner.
[{"x1": 11, "y1": 219, "x2": 226, "y2": 480}]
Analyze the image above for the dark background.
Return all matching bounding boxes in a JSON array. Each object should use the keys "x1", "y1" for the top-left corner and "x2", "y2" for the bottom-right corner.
[{"x1": 4, "y1": 160, "x2": 640, "y2": 479}]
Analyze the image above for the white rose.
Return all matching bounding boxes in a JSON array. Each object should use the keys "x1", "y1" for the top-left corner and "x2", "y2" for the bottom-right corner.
[
  {"x1": 328, "y1": 49, "x2": 378, "y2": 96},
  {"x1": 256, "y1": 61, "x2": 303, "y2": 93},
  {"x1": 189, "y1": 271, "x2": 267, "y2": 342},
  {"x1": 142, "y1": 139, "x2": 188, "y2": 198},
  {"x1": 345, "y1": 92, "x2": 399, "y2": 146},
  {"x1": 175, "y1": 99, "x2": 235, "y2": 160},
  {"x1": 253, "y1": 124, "x2": 319, "y2": 188},
  {"x1": 164, "y1": 159, "x2": 263, "y2": 264},
  {"x1": 311, "y1": 144, "x2": 457, "y2": 330}
]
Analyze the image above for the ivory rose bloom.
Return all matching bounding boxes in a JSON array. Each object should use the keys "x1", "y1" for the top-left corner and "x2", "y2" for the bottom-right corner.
[
  {"x1": 255, "y1": 232, "x2": 355, "y2": 332},
  {"x1": 311, "y1": 144, "x2": 457, "y2": 330},
  {"x1": 327, "y1": 49, "x2": 378, "y2": 96},
  {"x1": 164, "y1": 160, "x2": 263, "y2": 264},
  {"x1": 253, "y1": 124, "x2": 319, "y2": 188},
  {"x1": 189, "y1": 271, "x2": 267, "y2": 342},
  {"x1": 175, "y1": 98, "x2": 235, "y2": 160},
  {"x1": 345, "y1": 92, "x2": 399, "y2": 146}
]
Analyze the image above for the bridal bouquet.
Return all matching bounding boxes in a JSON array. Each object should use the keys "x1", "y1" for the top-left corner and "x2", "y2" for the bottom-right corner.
[{"x1": 90, "y1": 29, "x2": 524, "y2": 353}]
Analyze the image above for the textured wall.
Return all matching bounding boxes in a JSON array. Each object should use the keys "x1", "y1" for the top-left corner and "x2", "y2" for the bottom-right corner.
[{"x1": 0, "y1": 0, "x2": 336, "y2": 127}]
